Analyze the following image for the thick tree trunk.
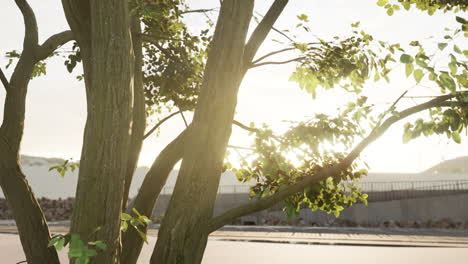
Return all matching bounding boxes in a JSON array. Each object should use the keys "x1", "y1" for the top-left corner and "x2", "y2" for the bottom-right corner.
[
  {"x1": 121, "y1": 129, "x2": 186, "y2": 264},
  {"x1": 150, "y1": 1, "x2": 254, "y2": 263},
  {"x1": 62, "y1": 0, "x2": 134, "y2": 263}
]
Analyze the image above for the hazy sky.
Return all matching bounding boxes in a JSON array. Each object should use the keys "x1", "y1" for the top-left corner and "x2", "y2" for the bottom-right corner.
[{"x1": 0, "y1": 0, "x2": 467, "y2": 173}]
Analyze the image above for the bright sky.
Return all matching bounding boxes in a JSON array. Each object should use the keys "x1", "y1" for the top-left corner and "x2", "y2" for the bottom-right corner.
[{"x1": 0, "y1": 0, "x2": 467, "y2": 173}]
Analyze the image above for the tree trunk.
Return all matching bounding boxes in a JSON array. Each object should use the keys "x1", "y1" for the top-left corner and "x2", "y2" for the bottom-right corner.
[
  {"x1": 150, "y1": 1, "x2": 254, "y2": 263},
  {"x1": 62, "y1": 0, "x2": 135, "y2": 263},
  {"x1": 121, "y1": 129, "x2": 186, "y2": 264},
  {"x1": 0, "y1": 1, "x2": 60, "y2": 259},
  {"x1": 122, "y1": 15, "x2": 146, "y2": 211},
  {"x1": 0, "y1": 155, "x2": 60, "y2": 264},
  {"x1": 0, "y1": 63, "x2": 60, "y2": 264}
]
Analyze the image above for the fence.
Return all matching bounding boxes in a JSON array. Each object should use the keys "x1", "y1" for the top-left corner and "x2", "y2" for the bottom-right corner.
[
  {"x1": 152, "y1": 179, "x2": 468, "y2": 225},
  {"x1": 160, "y1": 179, "x2": 468, "y2": 195}
]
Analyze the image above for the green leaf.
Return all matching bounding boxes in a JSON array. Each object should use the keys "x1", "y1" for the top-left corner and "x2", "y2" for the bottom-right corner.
[
  {"x1": 438, "y1": 43, "x2": 448, "y2": 51},
  {"x1": 403, "y1": 130, "x2": 412, "y2": 143},
  {"x1": 386, "y1": 8, "x2": 394, "y2": 16},
  {"x1": 120, "y1": 213, "x2": 132, "y2": 221},
  {"x1": 374, "y1": 72, "x2": 380, "y2": 81},
  {"x1": 351, "y1": 21, "x2": 360, "y2": 28},
  {"x1": 400, "y1": 54, "x2": 413, "y2": 64},
  {"x1": 405, "y1": 63, "x2": 414, "y2": 77},
  {"x1": 48, "y1": 236, "x2": 61, "y2": 247},
  {"x1": 377, "y1": 0, "x2": 388, "y2": 7},
  {"x1": 136, "y1": 228, "x2": 148, "y2": 244},
  {"x1": 55, "y1": 238, "x2": 66, "y2": 251},
  {"x1": 456, "y1": 16, "x2": 467, "y2": 24},
  {"x1": 297, "y1": 14, "x2": 309, "y2": 22},
  {"x1": 454, "y1": 45, "x2": 462, "y2": 54},
  {"x1": 121, "y1": 220, "x2": 128, "y2": 232},
  {"x1": 439, "y1": 72, "x2": 456, "y2": 92},
  {"x1": 132, "y1": 208, "x2": 142, "y2": 217},
  {"x1": 448, "y1": 62, "x2": 457, "y2": 75},
  {"x1": 94, "y1": 241, "x2": 107, "y2": 251},
  {"x1": 75, "y1": 258, "x2": 88, "y2": 264},
  {"x1": 452, "y1": 132, "x2": 461, "y2": 144},
  {"x1": 413, "y1": 69, "x2": 424, "y2": 83}
]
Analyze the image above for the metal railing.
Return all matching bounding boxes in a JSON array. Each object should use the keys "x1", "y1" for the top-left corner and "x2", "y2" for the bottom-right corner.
[{"x1": 160, "y1": 179, "x2": 468, "y2": 194}]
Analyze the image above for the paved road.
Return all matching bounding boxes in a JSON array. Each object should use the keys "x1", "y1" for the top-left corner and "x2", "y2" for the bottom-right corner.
[
  {"x1": 2, "y1": 233, "x2": 468, "y2": 264},
  {"x1": 2, "y1": 226, "x2": 468, "y2": 263}
]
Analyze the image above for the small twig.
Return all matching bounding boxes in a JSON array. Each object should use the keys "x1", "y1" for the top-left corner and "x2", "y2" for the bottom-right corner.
[
  {"x1": 227, "y1": 145, "x2": 255, "y2": 151},
  {"x1": 250, "y1": 57, "x2": 305, "y2": 69},
  {"x1": 143, "y1": 111, "x2": 182, "y2": 140},
  {"x1": 232, "y1": 120, "x2": 256, "y2": 133},
  {"x1": 403, "y1": 95, "x2": 444, "y2": 98},
  {"x1": 252, "y1": 47, "x2": 295, "y2": 65},
  {"x1": 180, "y1": 111, "x2": 189, "y2": 128},
  {"x1": 0, "y1": 67, "x2": 10, "y2": 91},
  {"x1": 141, "y1": 34, "x2": 173, "y2": 58},
  {"x1": 371, "y1": 89, "x2": 408, "y2": 134},
  {"x1": 182, "y1": 8, "x2": 217, "y2": 14},
  {"x1": 271, "y1": 26, "x2": 294, "y2": 42}
]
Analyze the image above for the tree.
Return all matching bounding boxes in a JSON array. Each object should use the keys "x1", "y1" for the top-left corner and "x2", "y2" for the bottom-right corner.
[
  {"x1": 0, "y1": 0, "x2": 467, "y2": 264},
  {"x1": 0, "y1": 0, "x2": 72, "y2": 263}
]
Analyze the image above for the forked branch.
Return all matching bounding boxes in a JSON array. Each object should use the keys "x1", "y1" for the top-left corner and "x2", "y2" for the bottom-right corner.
[
  {"x1": 243, "y1": 0, "x2": 289, "y2": 68},
  {"x1": 36, "y1": 31, "x2": 74, "y2": 61}
]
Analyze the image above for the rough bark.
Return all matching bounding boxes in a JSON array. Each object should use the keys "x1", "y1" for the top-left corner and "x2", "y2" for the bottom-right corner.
[
  {"x1": 121, "y1": 129, "x2": 187, "y2": 264},
  {"x1": 0, "y1": 1, "x2": 72, "y2": 263},
  {"x1": 150, "y1": 1, "x2": 254, "y2": 263},
  {"x1": 122, "y1": 15, "x2": 146, "y2": 211},
  {"x1": 62, "y1": 0, "x2": 134, "y2": 263}
]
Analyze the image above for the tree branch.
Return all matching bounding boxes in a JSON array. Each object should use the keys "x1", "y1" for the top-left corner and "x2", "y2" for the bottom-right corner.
[
  {"x1": 252, "y1": 47, "x2": 295, "y2": 64},
  {"x1": 143, "y1": 111, "x2": 182, "y2": 140},
  {"x1": 271, "y1": 25, "x2": 294, "y2": 42},
  {"x1": 141, "y1": 34, "x2": 173, "y2": 58},
  {"x1": 0, "y1": 67, "x2": 10, "y2": 92},
  {"x1": 243, "y1": 0, "x2": 289, "y2": 67},
  {"x1": 227, "y1": 145, "x2": 255, "y2": 151},
  {"x1": 250, "y1": 57, "x2": 305, "y2": 69},
  {"x1": 232, "y1": 120, "x2": 257, "y2": 133},
  {"x1": 36, "y1": 30, "x2": 74, "y2": 61},
  {"x1": 252, "y1": 43, "x2": 321, "y2": 65},
  {"x1": 15, "y1": 0, "x2": 38, "y2": 53},
  {"x1": 182, "y1": 8, "x2": 217, "y2": 14},
  {"x1": 207, "y1": 92, "x2": 468, "y2": 232}
]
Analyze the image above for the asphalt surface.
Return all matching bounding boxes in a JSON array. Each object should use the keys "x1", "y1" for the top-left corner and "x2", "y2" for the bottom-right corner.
[{"x1": 1, "y1": 225, "x2": 468, "y2": 263}]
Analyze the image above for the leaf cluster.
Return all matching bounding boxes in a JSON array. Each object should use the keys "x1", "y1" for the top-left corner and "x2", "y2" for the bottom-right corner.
[
  {"x1": 377, "y1": 0, "x2": 467, "y2": 16},
  {"x1": 48, "y1": 229, "x2": 106, "y2": 264},
  {"x1": 120, "y1": 208, "x2": 152, "y2": 244},
  {"x1": 403, "y1": 100, "x2": 468, "y2": 143},
  {"x1": 137, "y1": 0, "x2": 211, "y2": 113},
  {"x1": 48, "y1": 159, "x2": 79, "y2": 178},
  {"x1": 289, "y1": 29, "x2": 396, "y2": 97},
  {"x1": 232, "y1": 99, "x2": 374, "y2": 218}
]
